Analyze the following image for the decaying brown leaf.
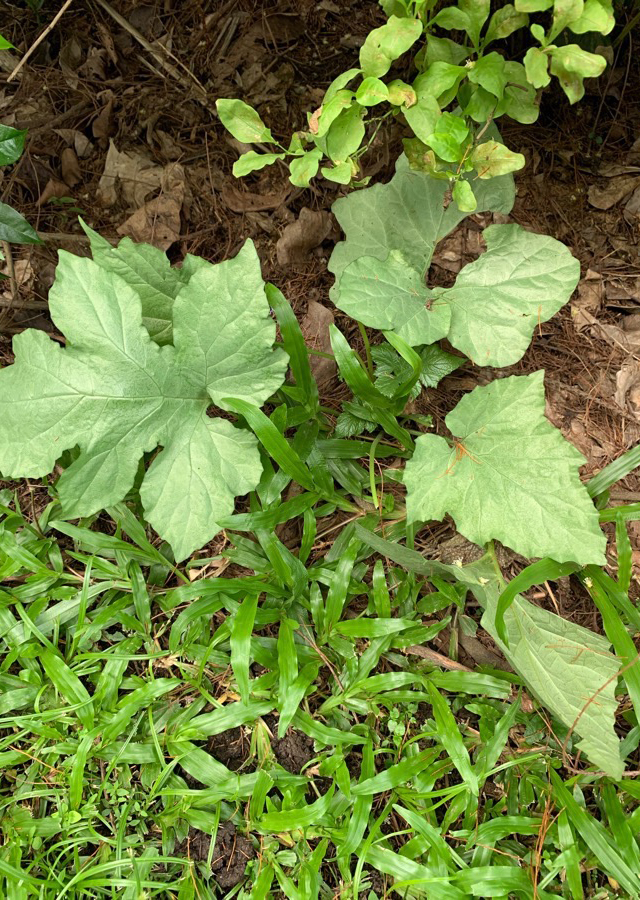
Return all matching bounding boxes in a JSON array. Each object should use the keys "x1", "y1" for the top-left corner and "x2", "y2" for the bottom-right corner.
[
  {"x1": 97, "y1": 140, "x2": 163, "y2": 209},
  {"x1": 61, "y1": 147, "x2": 82, "y2": 187},
  {"x1": 117, "y1": 162, "x2": 185, "y2": 250},
  {"x1": 276, "y1": 207, "x2": 334, "y2": 269}
]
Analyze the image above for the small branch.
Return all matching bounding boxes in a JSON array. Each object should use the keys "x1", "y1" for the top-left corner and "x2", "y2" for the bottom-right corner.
[
  {"x1": 0, "y1": 240, "x2": 19, "y2": 329},
  {"x1": 7, "y1": 0, "x2": 75, "y2": 83}
]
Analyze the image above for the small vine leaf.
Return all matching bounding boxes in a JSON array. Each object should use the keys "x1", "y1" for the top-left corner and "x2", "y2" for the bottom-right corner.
[
  {"x1": 289, "y1": 148, "x2": 323, "y2": 187},
  {"x1": 404, "y1": 372, "x2": 606, "y2": 565},
  {"x1": 356, "y1": 76, "x2": 389, "y2": 106},
  {"x1": 0, "y1": 124, "x2": 27, "y2": 166},
  {"x1": 0, "y1": 240, "x2": 288, "y2": 560},
  {"x1": 441, "y1": 223, "x2": 580, "y2": 366},
  {"x1": 471, "y1": 140, "x2": 525, "y2": 178},
  {"x1": 549, "y1": 45, "x2": 607, "y2": 104},
  {"x1": 338, "y1": 250, "x2": 451, "y2": 346},
  {"x1": 329, "y1": 151, "x2": 515, "y2": 300},
  {"x1": 233, "y1": 151, "x2": 285, "y2": 178},
  {"x1": 216, "y1": 99, "x2": 274, "y2": 144},
  {"x1": 484, "y1": 4, "x2": 529, "y2": 42},
  {"x1": 359, "y1": 15, "x2": 422, "y2": 78},
  {"x1": 524, "y1": 46, "x2": 551, "y2": 88}
]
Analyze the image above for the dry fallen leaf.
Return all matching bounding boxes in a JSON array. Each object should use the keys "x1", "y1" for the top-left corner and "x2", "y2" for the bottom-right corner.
[
  {"x1": 588, "y1": 175, "x2": 640, "y2": 210},
  {"x1": 221, "y1": 183, "x2": 291, "y2": 213},
  {"x1": 61, "y1": 147, "x2": 82, "y2": 188},
  {"x1": 97, "y1": 140, "x2": 163, "y2": 209},
  {"x1": 624, "y1": 185, "x2": 640, "y2": 224},
  {"x1": 38, "y1": 178, "x2": 72, "y2": 205},
  {"x1": 117, "y1": 162, "x2": 185, "y2": 250},
  {"x1": 301, "y1": 300, "x2": 337, "y2": 386},
  {"x1": 92, "y1": 91, "x2": 115, "y2": 143},
  {"x1": 276, "y1": 207, "x2": 334, "y2": 269},
  {"x1": 571, "y1": 268, "x2": 603, "y2": 331}
]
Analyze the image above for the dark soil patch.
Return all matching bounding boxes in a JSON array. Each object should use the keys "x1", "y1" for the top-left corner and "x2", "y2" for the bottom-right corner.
[
  {"x1": 264, "y1": 715, "x2": 315, "y2": 773},
  {"x1": 177, "y1": 821, "x2": 255, "y2": 890},
  {"x1": 206, "y1": 726, "x2": 251, "y2": 772}
]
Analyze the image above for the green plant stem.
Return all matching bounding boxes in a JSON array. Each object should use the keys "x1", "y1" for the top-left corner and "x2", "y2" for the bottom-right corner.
[{"x1": 358, "y1": 322, "x2": 374, "y2": 378}]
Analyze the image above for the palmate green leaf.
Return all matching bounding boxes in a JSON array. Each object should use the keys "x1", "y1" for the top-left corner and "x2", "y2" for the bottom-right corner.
[
  {"x1": 80, "y1": 220, "x2": 204, "y2": 345},
  {"x1": 338, "y1": 224, "x2": 579, "y2": 365},
  {"x1": 404, "y1": 372, "x2": 606, "y2": 564},
  {"x1": 0, "y1": 240, "x2": 288, "y2": 561},
  {"x1": 328, "y1": 152, "x2": 515, "y2": 302}
]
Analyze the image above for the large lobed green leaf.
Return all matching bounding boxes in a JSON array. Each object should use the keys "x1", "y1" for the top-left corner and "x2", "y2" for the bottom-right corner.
[
  {"x1": 404, "y1": 372, "x2": 606, "y2": 565},
  {"x1": 337, "y1": 223, "x2": 580, "y2": 366},
  {"x1": 328, "y1": 153, "x2": 515, "y2": 302},
  {"x1": 0, "y1": 241, "x2": 288, "y2": 560}
]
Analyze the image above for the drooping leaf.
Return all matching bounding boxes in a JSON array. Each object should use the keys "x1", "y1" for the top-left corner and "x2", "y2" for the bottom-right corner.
[
  {"x1": 329, "y1": 152, "x2": 515, "y2": 302},
  {"x1": 404, "y1": 372, "x2": 606, "y2": 565},
  {"x1": 459, "y1": 554, "x2": 623, "y2": 778},
  {"x1": 452, "y1": 178, "x2": 477, "y2": 212},
  {"x1": 233, "y1": 150, "x2": 285, "y2": 177},
  {"x1": 289, "y1": 148, "x2": 323, "y2": 187},
  {"x1": 355, "y1": 76, "x2": 389, "y2": 106},
  {"x1": 549, "y1": 44, "x2": 607, "y2": 104},
  {"x1": 524, "y1": 46, "x2": 551, "y2": 88},
  {"x1": 0, "y1": 201, "x2": 41, "y2": 244},
  {"x1": 0, "y1": 241, "x2": 288, "y2": 560},
  {"x1": 484, "y1": 4, "x2": 529, "y2": 42},
  {"x1": 0, "y1": 124, "x2": 26, "y2": 166},
  {"x1": 337, "y1": 224, "x2": 580, "y2": 365},
  {"x1": 216, "y1": 99, "x2": 274, "y2": 143},
  {"x1": 359, "y1": 15, "x2": 422, "y2": 78}
]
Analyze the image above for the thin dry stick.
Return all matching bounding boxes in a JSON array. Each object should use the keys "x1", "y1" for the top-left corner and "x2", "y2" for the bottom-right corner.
[
  {"x1": 7, "y1": 0, "x2": 75, "y2": 83},
  {"x1": 92, "y1": 0, "x2": 207, "y2": 101},
  {"x1": 0, "y1": 240, "x2": 19, "y2": 329},
  {"x1": 402, "y1": 644, "x2": 472, "y2": 672}
]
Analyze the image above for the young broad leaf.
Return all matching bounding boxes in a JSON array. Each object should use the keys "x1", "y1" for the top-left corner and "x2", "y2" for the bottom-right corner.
[
  {"x1": 0, "y1": 241, "x2": 288, "y2": 560},
  {"x1": 359, "y1": 15, "x2": 422, "y2": 78},
  {"x1": 329, "y1": 152, "x2": 515, "y2": 301},
  {"x1": 0, "y1": 201, "x2": 40, "y2": 244},
  {"x1": 568, "y1": 0, "x2": 614, "y2": 35},
  {"x1": 233, "y1": 150, "x2": 285, "y2": 177},
  {"x1": 404, "y1": 372, "x2": 606, "y2": 565},
  {"x1": 549, "y1": 44, "x2": 607, "y2": 104},
  {"x1": 289, "y1": 148, "x2": 323, "y2": 187},
  {"x1": 373, "y1": 342, "x2": 461, "y2": 400},
  {"x1": 338, "y1": 224, "x2": 579, "y2": 365},
  {"x1": 460, "y1": 555, "x2": 622, "y2": 778},
  {"x1": 216, "y1": 99, "x2": 274, "y2": 144},
  {"x1": 355, "y1": 76, "x2": 389, "y2": 106},
  {"x1": 470, "y1": 140, "x2": 525, "y2": 178},
  {"x1": 0, "y1": 125, "x2": 26, "y2": 166}
]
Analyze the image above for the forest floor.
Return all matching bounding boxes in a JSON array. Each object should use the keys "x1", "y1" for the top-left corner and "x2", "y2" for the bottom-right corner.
[{"x1": 1, "y1": 1, "x2": 640, "y2": 897}]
